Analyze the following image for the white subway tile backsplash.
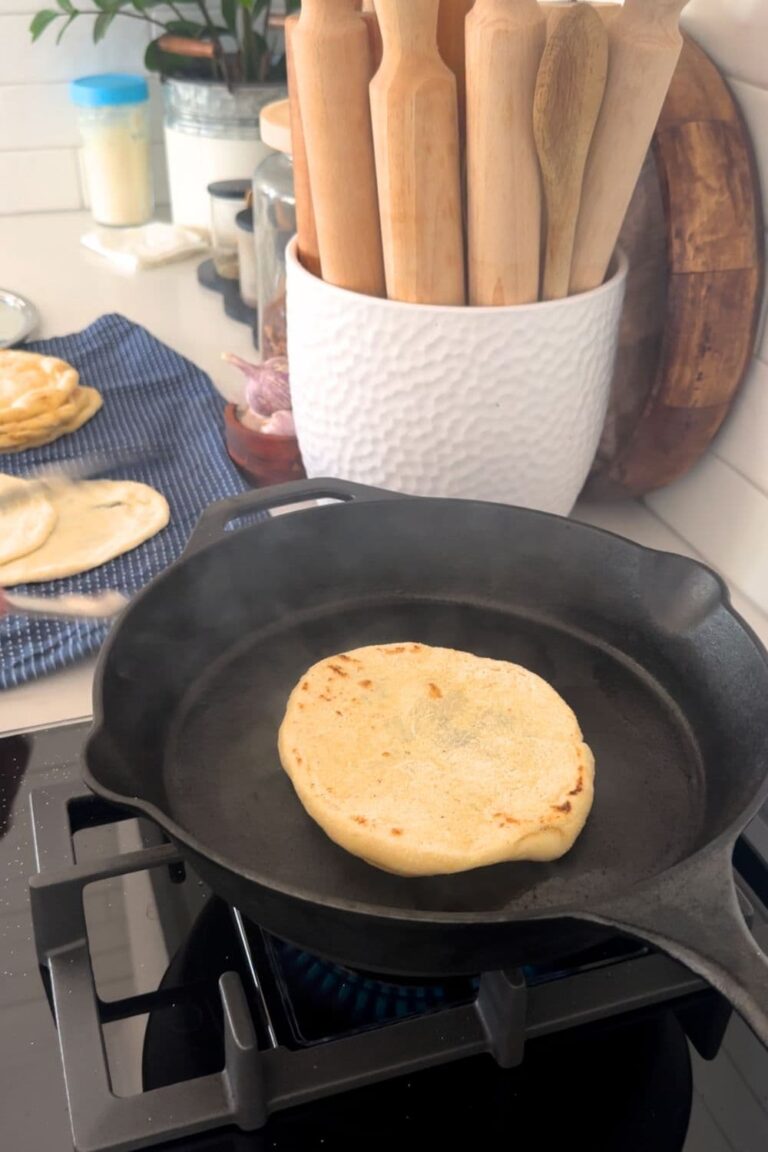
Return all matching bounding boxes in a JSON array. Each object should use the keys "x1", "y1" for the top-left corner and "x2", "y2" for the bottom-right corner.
[
  {"x1": 648, "y1": 455, "x2": 768, "y2": 618},
  {"x1": 0, "y1": 148, "x2": 81, "y2": 214},
  {"x1": 0, "y1": 83, "x2": 79, "y2": 150},
  {"x1": 757, "y1": 235, "x2": 768, "y2": 364},
  {"x1": 729, "y1": 80, "x2": 768, "y2": 222},
  {"x1": 714, "y1": 357, "x2": 768, "y2": 494},
  {"x1": 0, "y1": 12, "x2": 150, "y2": 85},
  {"x1": 683, "y1": 0, "x2": 768, "y2": 89},
  {"x1": 0, "y1": 0, "x2": 48, "y2": 12}
]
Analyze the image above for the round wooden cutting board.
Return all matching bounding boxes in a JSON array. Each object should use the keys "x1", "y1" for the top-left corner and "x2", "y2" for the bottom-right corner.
[{"x1": 585, "y1": 34, "x2": 764, "y2": 500}]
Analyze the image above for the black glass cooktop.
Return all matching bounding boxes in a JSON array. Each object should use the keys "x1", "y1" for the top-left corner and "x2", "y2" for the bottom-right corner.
[{"x1": 2, "y1": 721, "x2": 768, "y2": 1152}]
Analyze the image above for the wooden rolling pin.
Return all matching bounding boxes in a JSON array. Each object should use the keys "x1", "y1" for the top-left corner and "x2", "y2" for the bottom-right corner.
[
  {"x1": 570, "y1": 0, "x2": 689, "y2": 294},
  {"x1": 285, "y1": 15, "x2": 321, "y2": 278},
  {"x1": 466, "y1": 0, "x2": 546, "y2": 305},
  {"x1": 437, "y1": 0, "x2": 475, "y2": 143},
  {"x1": 292, "y1": 0, "x2": 385, "y2": 297},
  {"x1": 534, "y1": 2, "x2": 608, "y2": 300},
  {"x1": 370, "y1": 0, "x2": 465, "y2": 304}
]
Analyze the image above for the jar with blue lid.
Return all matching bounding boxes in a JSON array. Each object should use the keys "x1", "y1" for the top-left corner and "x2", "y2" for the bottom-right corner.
[{"x1": 70, "y1": 74, "x2": 153, "y2": 227}]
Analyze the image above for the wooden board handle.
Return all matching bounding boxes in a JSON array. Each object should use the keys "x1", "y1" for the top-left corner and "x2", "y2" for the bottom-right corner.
[{"x1": 370, "y1": 0, "x2": 465, "y2": 304}]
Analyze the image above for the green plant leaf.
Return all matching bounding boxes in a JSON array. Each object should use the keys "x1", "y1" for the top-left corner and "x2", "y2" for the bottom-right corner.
[
  {"x1": 55, "y1": 0, "x2": 75, "y2": 13},
  {"x1": 93, "y1": 9, "x2": 117, "y2": 41},
  {"x1": 237, "y1": 0, "x2": 255, "y2": 11},
  {"x1": 144, "y1": 36, "x2": 165, "y2": 72},
  {"x1": 164, "y1": 18, "x2": 208, "y2": 36},
  {"x1": 221, "y1": 0, "x2": 238, "y2": 35},
  {"x1": 29, "y1": 9, "x2": 60, "y2": 40},
  {"x1": 56, "y1": 11, "x2": 77, "y2": 42}
]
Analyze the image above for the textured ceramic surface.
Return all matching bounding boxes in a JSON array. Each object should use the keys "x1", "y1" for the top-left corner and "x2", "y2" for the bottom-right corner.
[{"x1": 286, "y1": 239, "x2": 628, "y2": 514}]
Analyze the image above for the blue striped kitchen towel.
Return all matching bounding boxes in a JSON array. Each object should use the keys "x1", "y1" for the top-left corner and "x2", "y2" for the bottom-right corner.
[{"x1": 0, "y1": 313, "x2": 251, "y2": 690}]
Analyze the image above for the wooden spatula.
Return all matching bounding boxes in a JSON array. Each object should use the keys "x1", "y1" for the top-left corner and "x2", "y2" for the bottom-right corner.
[
  {"x1": 534, "y1": 2, "x2": 608, "y2": 301},
  {"x1": 466, "y1": 0, "x2": 547, "y2": 305},
  {"x1": 285, "y1": 15, "x2": 321, "y2": 278},
  {"x1": 292, "y1": 0, "x2": 385, "y2": 297},
  {"x1": 370, "y1": 0, "x2": 465, "y2": 304},
  {"x1": 570, "y1": 0, "x2": 689, "y2": 294}
]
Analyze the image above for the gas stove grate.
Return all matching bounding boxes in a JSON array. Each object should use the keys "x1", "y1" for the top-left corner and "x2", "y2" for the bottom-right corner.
[{"x1": 29, "y1": 781, "x2": 724, "y2": 1152}]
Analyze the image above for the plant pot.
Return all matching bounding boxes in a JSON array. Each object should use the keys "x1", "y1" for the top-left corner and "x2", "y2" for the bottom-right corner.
[
  {"x1": 286, "y1": 239, "x2": 628, "y2": 515},
  {"x1": 163, "y1": 78, "x2": 286, "y2": 232},
  {"x1": 224, "y1": 404, "x2": 305, "y2": 487}
]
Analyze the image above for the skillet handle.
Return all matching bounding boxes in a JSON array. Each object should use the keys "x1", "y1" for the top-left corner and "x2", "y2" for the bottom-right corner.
[
  {"x1": 580, "y1": 842, "x2": 768, "y2": 1047},
  {"x1": 184, "y1": 477, "x2": 405, "y2": 556}
]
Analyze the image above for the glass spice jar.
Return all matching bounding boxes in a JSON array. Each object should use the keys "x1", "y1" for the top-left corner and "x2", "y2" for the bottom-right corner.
[
  {"x1": 253, "y1": 101, "x2": 295, "y2": 360},
  {"x1": 208, "y1": 179, "x2": 250, "y2": 280}
]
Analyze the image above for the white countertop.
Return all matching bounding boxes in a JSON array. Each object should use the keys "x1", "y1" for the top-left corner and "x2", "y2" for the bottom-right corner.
[{"x1": 2, "y1": 210, "x2": 767, "y2": 736}]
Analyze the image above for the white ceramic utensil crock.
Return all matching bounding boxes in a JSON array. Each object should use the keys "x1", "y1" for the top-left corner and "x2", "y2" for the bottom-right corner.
[{"x1": 286, "y1": 237, "x2": 628, "y2": 514}]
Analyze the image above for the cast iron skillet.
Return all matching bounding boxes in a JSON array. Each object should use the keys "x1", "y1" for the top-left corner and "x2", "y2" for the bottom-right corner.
[{"x1": 85, "y1": 479, "x2": 768, "y2": 1043}]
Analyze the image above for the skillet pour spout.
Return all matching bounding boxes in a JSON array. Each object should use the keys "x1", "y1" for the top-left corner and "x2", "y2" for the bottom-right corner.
[{"x1": 85, "y1": 478, "x2": 768, "y2": 1048}]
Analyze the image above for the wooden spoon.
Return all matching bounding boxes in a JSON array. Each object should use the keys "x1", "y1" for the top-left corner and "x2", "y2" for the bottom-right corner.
[
  {"x1": 570, "y1": 0, "x2": 689, "y2": 294},
  {"x1": 466, "y1": 0, "x2": 547, "y2": 305},
  {"x1": 370, "y1": 0, "x2": 465, "y2": 304},
  {"x1": 534, "y1": 2, "x2": 608, "y2": 301},
  {"x1": 292, "y1": 0, "x2": 385, "y2": 296}
]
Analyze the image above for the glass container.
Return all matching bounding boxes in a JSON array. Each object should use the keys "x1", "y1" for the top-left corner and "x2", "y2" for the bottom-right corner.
[
  {"x1": 70, "y1": 74, "x2": 153, "y2": 227},
  {"x1": 208, "y1": 179, "x2": 250, "y2": 280},
  {"x1": 253, "y1": 101, "x2": 295, "y2": 360}
]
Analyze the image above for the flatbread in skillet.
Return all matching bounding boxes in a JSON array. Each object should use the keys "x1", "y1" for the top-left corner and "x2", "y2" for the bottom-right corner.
[{"x1": 279, "y1": 643, "x2": 595, "y2": 877}]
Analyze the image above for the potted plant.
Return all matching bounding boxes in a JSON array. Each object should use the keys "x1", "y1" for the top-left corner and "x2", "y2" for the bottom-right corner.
[{"x1": 30, "y1": 0, "x2": 300, "y2": 230}]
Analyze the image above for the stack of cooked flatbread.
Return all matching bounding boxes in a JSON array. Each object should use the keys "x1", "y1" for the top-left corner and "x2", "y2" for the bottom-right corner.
[
  {"x1": 0, "y1": 473, "x2": 170, "y2": 586},
  {"x1": 0, "y1": 349, "x2": 102, "y2": 453}
]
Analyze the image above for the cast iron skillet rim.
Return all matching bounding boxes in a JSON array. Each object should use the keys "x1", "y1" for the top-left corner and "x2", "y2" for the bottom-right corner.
[{"x1": 85, "y1": 494, "x2": 768, "y2": 925}]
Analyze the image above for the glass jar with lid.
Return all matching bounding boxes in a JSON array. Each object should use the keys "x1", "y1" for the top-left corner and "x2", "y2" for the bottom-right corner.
[
  {"x1": 70, "y1": 74, "x2": 153, "y2": 227},
  {"x1": 253, "y1": 101, "x2": 295, "y2": 360}
]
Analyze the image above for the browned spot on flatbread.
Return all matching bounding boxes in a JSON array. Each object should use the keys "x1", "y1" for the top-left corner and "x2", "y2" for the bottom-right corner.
[
  {"x1": 428, "y1": 682, "x2": 442, "y2": 699},
  {"x1": 553, "y1": 801, "x2": 572, "y2": 813},
  {"x1": 568, "y1": 773, "x2": 584, "y2": 796},
  {"x1": 352, "y1": 815, "x2": 367, "y2": 825},
  {"x1": 335, "y1": 710, "x2": 343, "y2": 717},
  {"x1": 329, "y1": 664, "x2": 348, "y2": 677},
  {"x1": 390, "y1": 828, "x2": 403, "y2": 836},
  {"x1": 382, "y1": 751, "x2": 391, "y2": 757},
  {"x1": 301, "y1": 681, "x2": 309, "y2": 691},
  {"x1": 411, "y1": 644, "x2": 422, "y2": 652},
  {"x1": 360, "y1": 679, "x2": 373, "y2": 688},
  {"x1": 493, "y1": 811, "x2": 520, "y2": 825},
  {"x1": 383, "y1": 645, "x2": 406, "y2": 654}
]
